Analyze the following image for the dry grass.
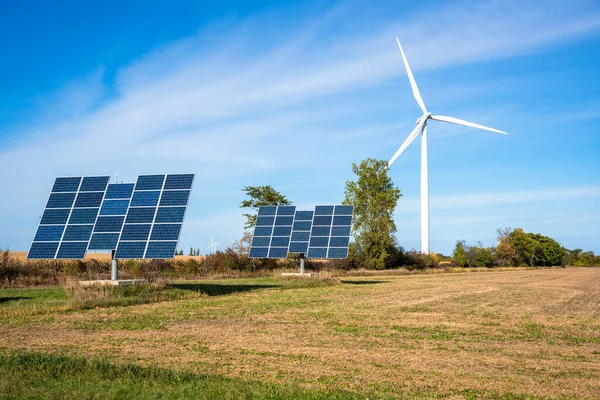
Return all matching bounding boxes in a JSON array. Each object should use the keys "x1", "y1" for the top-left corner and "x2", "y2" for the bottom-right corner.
[
  {"x1": 10, "y1": 251, "x2": 205, "y2": 262},
  {"x1": 1, "y1": 268, "x2": 599, "y2": 398}
]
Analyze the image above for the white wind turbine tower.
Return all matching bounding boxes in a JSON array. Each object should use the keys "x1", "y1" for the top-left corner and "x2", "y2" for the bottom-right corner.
[
  {"x1": 208, "y1": 236, "x2": 220, "y2": 254},
  {"x1": 388, "y1": 37, "x2": 507, "y2": 254}
]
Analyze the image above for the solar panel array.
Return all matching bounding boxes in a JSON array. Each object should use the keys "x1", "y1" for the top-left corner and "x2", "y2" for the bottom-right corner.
[
  {"x1": 28, "y1": 174, "x2": 194, "y2": 260},
  {"x1": 249, "y1": 205, "x2": 353, "y2": 259}
]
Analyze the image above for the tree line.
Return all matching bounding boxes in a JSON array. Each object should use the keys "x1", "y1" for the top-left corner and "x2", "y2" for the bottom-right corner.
[{"x1": 238, "y1": 157, "x2": 599, "y2": 269}]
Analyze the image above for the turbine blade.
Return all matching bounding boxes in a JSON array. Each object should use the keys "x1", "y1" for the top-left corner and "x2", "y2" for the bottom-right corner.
[
  {"x1": 396, "y1": 37, "x2": 427, "y2": 114},
  {"x1": 431, "y1": 115, "x2": 507, "y2": 134},
  {"x1": 388, "y1": 119, "x2": 425, "y2": 167}
]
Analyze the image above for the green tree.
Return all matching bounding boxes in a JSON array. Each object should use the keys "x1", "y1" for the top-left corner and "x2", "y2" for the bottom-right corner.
[
  {"x1": 344, "y1": 158, "x2": 401, "y2": 270},
  {"x1": 452, "y1": 241, "x2": 468, "y2": 267},
  {"x1": 240, "y1": 186, "x2": 292, "y2": 229},
  {"x1": 508, "y1": 228, "x2": 565, "y2": 266}
]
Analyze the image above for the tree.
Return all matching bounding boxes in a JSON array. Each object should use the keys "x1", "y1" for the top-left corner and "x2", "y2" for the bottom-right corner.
[
  {"x1": 231, "y1": 231, "x2": 253, "y2": 256},
  {"x1": 503, "y1": 228, "x2": 565, "y2": 266},
  {"x1": 344, "y1": 158, "x2": 401, "y2": 269},
  {"x1": 453, "y1": 241, "x2": 468, "y2": 267},
  {"x1": 240, "y1": 186, "x2": 292, "y2": 229}
]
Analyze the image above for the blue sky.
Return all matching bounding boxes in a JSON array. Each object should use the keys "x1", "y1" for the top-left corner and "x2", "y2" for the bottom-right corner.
[{"x1": 1, "y1": 0, "x2": 599, "y2": 256}]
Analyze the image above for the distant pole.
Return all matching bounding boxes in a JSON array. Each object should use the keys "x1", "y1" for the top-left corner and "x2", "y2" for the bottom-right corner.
[
  {"x1": 111, "y1": 250, "x2": 118, "y2": 281},
  {"x1": 300, "y1": 253, "x2": 305, "y2": 274}
]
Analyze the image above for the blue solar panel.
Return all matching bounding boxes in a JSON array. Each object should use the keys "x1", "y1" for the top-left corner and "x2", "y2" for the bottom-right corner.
[
  {"x1": 270, "y1": 236, "x2": 290, "y2": 247},
  {"x1": 150, "y1": 224, "x2": 181, "y2": 240},
  {"x1": 291, "y1": 231, "x2": 310, "y2": 241},
  {"x1": 329, "y1": 236, "x2": 350, "y2": 247},
  {"x1": 327, "y1": 248, "x2": 348, "y2": 259},
  {"x1": 308, "y1": 248, "x2": 327, "y2": 258},
  {"x1": 120, "y1": 224, "x2": 151, "y2": 241},
  {"x1": 94, "y1": 216, "x2": 125, "y2": 233},
  {"x1": 159, "y1": 190, "x2": 190, "y2": 206},
  {"x1": 126, "y1": 207, "x2": 156, "y2": 223},
  {"x1": 154, "y1": 207, "x2": 185, "y2": 223},
  {"x1": 277, "y1": 206, "x2": 296, "y2": 216},
  {"x1": 295, "y1": 211, "x2": 313, "y2": 221},
  {"x1": 313, "y1": 215, "x2": 332, "y2": 226},
  {"x1": 62, "y1": 225, "x2": 93, "y2": 241},
  {"x1": 268, "y1": 247, "x2": 288, "y2": 258},
  {"x1": 249, "y1": 247, "x2": 269, "y2": 258},
  {"x1": 333, "y1": 215, "x2": 352, "y2": 226},
  {"x1": 334, "y1": 205, "x2": 353, "y2": 215},
  {"x1": 258, "y1": 206, "x2": 276, "y2": 216},
  {"x1": 100, "y1": 200, "x2": 130, "y2": 216},
  {"x1": 311, "y1": 226, "x2": 330, "y2": 236},
  {"x1": 310, "y1": 237, "x2": 329, "y2": 247},
  {"x1": 74, "y1": 192, "x2": 104, "y2": 208},
  {"x1": 79, "y1": 176, "x2": 110, "y2": 192},
  {"x1": 164, "y1": 174, "x2": 194, "y2": 190},
  {"x1": 88, "y1": 233, "x2": 119, "y2": 250},
  {"x1": 34, "y1": 226, "x2": 64, "y2": 242},
  {"x1": 130, "y1": 191, "x2": 160, "y2": 207},
  {"x1": 145, "y1": 241, "x2": 177, "y2": 259},
  {"x1": 314, "y1": 205, "x2": 334, "y2": 215},
  {"x1": 272, "y1": 226, "x2": 292, "y2": 236},
  {"x1": 40, "y1": 209, "x2": 70, "y2": 225},
  {"x1": 251, "y1": 236, "x2": 271, "y2": 247},
  {"x1": 293, "y1": 221, "x2": 312, "y2": 231},
  {"x1": 57, "y1": 242, "x2": 88, "y2": 259},
  {"x1": 28, "y1": 242, "x2": 59, "y2": 259},
  {"x1": 115, "y1": 242, "x2": 147, "y2": 259},
  {"x1": 51, "y1": 177, "x2": 81, "y2": 193},
  {"x1": 331, "y1": 226, "x2": 351, "y2": 236},
  {"x1": 275, "y1": 216, "x2": 293, "y2": 226},
  {"x1": 254, "y1": 226, "x2": 273, "y2": 236},
  {"x1": 289, "y1": 242, "x2": 308, "y2": 253},
  {"x1": 68, "y1": 208, "x2": 99, "y2": 224},
  {"x1": 46, "y1": 193, "x2": 76, "y2": 209},
  {"x1": 135, "y1": 175, "x2": 164, "y2": 191},
  {"x1": 105, "y1": 183, "x2": 135, "y2": 199},
  {"x1": 256, "y1": 216, "x2": 275, "y2": 226}
]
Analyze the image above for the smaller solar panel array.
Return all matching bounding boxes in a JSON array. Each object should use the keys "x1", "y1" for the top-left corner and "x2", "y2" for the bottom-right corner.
[
  {"x1": 29, "y1": 176, "x2": 110, "y2": 259},
  {"x1": 28, "y1": 174, "x2": 194, "y2": 260},
  {"x1": 249, "y1": 205, "x2": 353, "y2": 259}
]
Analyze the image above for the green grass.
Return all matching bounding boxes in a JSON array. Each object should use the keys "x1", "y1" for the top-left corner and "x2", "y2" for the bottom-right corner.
[{"x1": 0, "y1": 351, "x2": 381, "y2": 400}]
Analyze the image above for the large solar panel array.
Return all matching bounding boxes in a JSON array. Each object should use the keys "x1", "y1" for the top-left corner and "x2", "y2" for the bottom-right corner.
[
  {"x1": 249, "y1": 205, "x2": 353, "y2": 259},
  {"x1": 27, "y1": 174, "x2": 194, "y2": 259}
]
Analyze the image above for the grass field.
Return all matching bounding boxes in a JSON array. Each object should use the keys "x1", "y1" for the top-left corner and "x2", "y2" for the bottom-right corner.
[{"x1": 1, "y1": 268, "x2": 599, "y2": 398}]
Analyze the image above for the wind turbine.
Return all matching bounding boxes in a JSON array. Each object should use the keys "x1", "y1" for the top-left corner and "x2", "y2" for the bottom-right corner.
[
  {"x1": 388, "y1": 37, "x2": 507, "y2": 254},
  {"x1": 207, "y1": 236, "x2": 220, "y2": 254}
]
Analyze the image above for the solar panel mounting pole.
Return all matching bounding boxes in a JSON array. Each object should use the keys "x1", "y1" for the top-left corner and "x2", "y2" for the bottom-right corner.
[
  {"x1": 111, "y1": 250, "x2": 118, "y2": 280},
  {"x1": 300, "y1": 253, "x2": 305, "y2": 274}
]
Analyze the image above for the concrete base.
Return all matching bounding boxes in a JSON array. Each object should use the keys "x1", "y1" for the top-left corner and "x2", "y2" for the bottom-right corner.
[
  {"x1": 78, "y1": 279, "x2": 148, "y2": 287},
  {"x1": 281, "y1": 272, "x2": 314, "y2": 277}
]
